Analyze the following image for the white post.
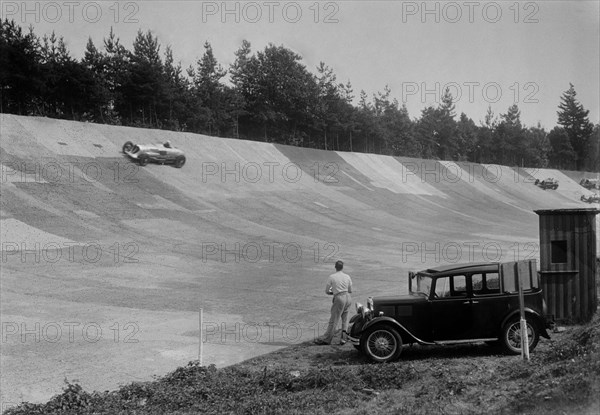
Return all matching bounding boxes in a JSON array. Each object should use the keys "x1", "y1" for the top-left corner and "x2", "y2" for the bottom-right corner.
[
  {"x1": 520, "y1": 316, "x2": 530, "y2": 361},
  {"x1": 199, "y1": 308, "x2": 203, "y2": 366},
  {"x1": 517, "y1": 262, "x2": 530, "y2": 361}
]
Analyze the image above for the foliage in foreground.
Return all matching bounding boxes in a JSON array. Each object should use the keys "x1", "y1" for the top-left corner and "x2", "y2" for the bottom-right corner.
[
  {"x1": 6, "y1": 311, "x2": 599, "y2": 415},
  {"x1": 5, "y1": 363, "x2": 416, "y2": 415}
]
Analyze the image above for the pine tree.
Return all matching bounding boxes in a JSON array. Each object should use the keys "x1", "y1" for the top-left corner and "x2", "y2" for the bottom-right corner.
[
  {"x1": 0, "y1": 19, "x2": 44, "y2": 114},
  {"x1": 229, "y1": 40, "x2": 252, "y2": 137},
  {"x1": 230, "y1": 39, "x2": 251, "y2": 89},
  {"x1": 163, "y1": 45, "x2": 191, "y2": 130},
  {"x1": 339, "y1": 80, "x2": 357, "y2": 151},
  {"x1": 548, "y1": 126, "x2": 577, "y2": 169},
  {"x1": 102, "y1": 27, "x2": 130, "y2": 124},
  {"x1": 315, "y1": 62, "x2": 340, "y2": 149},
  {"x1": 557, "y1": 83, "x2": 594, "y2": 170},
  {"x1": 436, "y1": 88, "x2": 458, "y2": 160},
  {"x1": 82, "y1": 37, "x2": 113, "y2": 122},
  {"x1": 456, "y1": 113, "x2": 478, "y2": 161},
  {"x1": 495, "y1": 104, "x2": 524, "y2": 165},
  {"x1": 415, "y1": 88, "x2": 458, "y2": 160},
  {"x1": 193, "y1": 41, "x2": 227, "y2": 135},
  {"x1": 120, "y1": 29, "x2": 166, "y2": 127}
]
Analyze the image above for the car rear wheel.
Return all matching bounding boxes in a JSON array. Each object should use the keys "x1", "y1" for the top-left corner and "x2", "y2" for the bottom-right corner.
[
  {"x1": 122, "y1": 141, "x2": 134, "y2": 153},
  {"x1": 501, "y1": 318, "x2": 539, "y2": 355},
  {"x1": 361, "y1": 325, "x2": 402, "y2": 363},
  {"x1": 138, "y1": 155, "x2": 149, "y2": 166},
  {"x1": 174, "y1": 156, "x2": 186, "y2": 168}
]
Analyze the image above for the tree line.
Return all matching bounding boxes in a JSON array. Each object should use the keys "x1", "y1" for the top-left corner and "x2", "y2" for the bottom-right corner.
[{"x1": 1, "y1": 19, "x2": 598, "y2": 171}]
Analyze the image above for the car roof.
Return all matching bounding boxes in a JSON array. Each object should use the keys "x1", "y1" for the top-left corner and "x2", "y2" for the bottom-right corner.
[{"x1": 418, "y1": 262, "x2": 498, "y2": 276}]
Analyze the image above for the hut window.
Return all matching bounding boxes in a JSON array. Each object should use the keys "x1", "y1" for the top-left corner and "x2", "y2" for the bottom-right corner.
[{"x1": 551, "y1": 240, "x2": 568, "y2": 263}]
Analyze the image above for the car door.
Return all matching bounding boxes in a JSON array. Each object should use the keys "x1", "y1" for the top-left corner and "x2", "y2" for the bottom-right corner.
[
  {"x1": 468, "y1": 272, "x2": 505, "y2": 339},
  {"x1": 430, "y1": 274, "x2": 474, "y2": 341}
]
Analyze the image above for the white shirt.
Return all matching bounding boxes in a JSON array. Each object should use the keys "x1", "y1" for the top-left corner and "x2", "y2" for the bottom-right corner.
[{"x1": 326, "y1": 271, "x2": 352, "y2": 295}]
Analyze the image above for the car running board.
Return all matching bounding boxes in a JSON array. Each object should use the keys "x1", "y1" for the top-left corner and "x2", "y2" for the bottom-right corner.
[{"x1": 434, "y1": 338, "x2": 498, "y2": 345}]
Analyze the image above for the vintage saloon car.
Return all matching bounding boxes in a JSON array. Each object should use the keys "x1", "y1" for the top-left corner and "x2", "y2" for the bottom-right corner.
[
  {"x1": 122, "y1": 141, "x2": 186, "y2": 168},
  {"x1": 349, "y1": 262, "x2": 551, "y2": 363}
]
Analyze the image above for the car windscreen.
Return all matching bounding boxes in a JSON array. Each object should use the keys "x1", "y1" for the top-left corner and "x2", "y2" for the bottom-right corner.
[{"x1": 412, "y1": 274, "x2": 433, "y2": 296}]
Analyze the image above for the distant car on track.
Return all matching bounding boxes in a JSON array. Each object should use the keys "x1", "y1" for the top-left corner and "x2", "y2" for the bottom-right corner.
[
  {"x1": 534, "y1": 178, "x2": 558, "y2": 190},
  {"x1": 580, "y1": 178, "x2": 600, "y2": 191},
  {"x1": 122, "y1": 141, "x2": 186, "y2": 168},
  {"x1": 581, "y1": 194, "x2": 600, "y2": 204},
  {"x1": 348, "y1": 261, "x2": 551, "y2": 363}
]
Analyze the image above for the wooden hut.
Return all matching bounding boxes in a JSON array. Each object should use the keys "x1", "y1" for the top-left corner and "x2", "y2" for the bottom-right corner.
[{"x1": 535, "y1": 208, "x2": 599, "y2": 323}]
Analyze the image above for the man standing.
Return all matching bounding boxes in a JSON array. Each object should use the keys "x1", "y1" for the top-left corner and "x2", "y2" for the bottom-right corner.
[{"x1": 314, "y1": 260, "x2": 353, "y2": 345}]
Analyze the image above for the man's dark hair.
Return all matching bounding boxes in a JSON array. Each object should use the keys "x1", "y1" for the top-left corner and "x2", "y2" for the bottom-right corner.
[{"x1": 335, "y1": 260, "x2": 343, "y2": 271}]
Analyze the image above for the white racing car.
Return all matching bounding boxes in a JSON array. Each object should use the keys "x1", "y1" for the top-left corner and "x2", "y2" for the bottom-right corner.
[{"x1": 122, "y1": 141, "x2": 186, "y2": 168}]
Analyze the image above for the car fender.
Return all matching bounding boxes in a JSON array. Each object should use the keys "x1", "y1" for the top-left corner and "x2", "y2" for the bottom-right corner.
[
  {"x1": 349, "y1": 314, "x2": 362, "y2": 325},
  {"x1": 361, "y1": 316, "x2": 436, "y2": 345},
  {"x1": 501, "y1": 308, "x2": 550, "y2": 339},
  {"x1": 349, "y1": 314, "x2": 364, "y2": 331}
]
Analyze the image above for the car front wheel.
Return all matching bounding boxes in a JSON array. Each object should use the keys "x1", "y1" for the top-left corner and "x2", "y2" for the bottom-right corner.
[
  {"x1": 361, "y1": 325, "x2": 402, "y2": 363},
  {"x1": 138, "y1": 155, "x2": 149, "y2": 166},
  {"x1": 122, "y1": 141, "x2": 134, "y2": 153},
  {"x1": 501, "y1": 318, "x2": 540, "y2": 355}
]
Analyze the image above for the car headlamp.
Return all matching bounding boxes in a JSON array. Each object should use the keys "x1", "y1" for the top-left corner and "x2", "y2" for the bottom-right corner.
[{"x1": 355, "y1": 302, "x2": 365, "y2": 319}]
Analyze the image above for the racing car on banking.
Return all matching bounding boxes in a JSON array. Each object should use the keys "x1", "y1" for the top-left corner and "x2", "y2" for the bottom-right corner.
[
  {"x1": 581, "y1": 194, "x2": 600, "y2": 204},
  {"x1": 122, "y1": 141, "x2": 186, "y2": 168},
  {"x1": 580, "y1": 178, "x2": 600, "y2": 191},
  {"x1": 534, "y1": 178, "x2": 558, "y2": 190}
]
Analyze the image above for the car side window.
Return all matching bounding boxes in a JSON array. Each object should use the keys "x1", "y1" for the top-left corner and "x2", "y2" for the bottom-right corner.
[
  {"x1": 485, "y1": 272, "x2": 500, "y2": 293},
  {"x1": 472, "y1": 273, "x2": 484, "y2": 293},
  {"x1": 452, "y1": 275, "x2": 467, "y2": 296},
  {"x1": 472, "y1": 272, "x2": 501, "y2": 295},
  {"x1": 434, "y1": 275, "x2": 467, "y2": 298},
  {"x1": 434, "y1": 277, "x2": 450, "y2": 298}
]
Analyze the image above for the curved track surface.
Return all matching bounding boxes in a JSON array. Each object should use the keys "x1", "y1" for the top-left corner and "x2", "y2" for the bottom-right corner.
[{"x1": 1, "y1": 114, "x2": 598, "y2": 406}]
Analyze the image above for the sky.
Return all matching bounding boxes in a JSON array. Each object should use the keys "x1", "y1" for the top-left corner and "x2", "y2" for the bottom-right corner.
[{"x1": 3, "y1": 0, "x2": 599, "y2": 130}]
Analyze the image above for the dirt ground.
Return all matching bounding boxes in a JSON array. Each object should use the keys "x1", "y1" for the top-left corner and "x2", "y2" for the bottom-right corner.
[{"x1": 234, "y1": 323, "x2": 600, "y2": 415}]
